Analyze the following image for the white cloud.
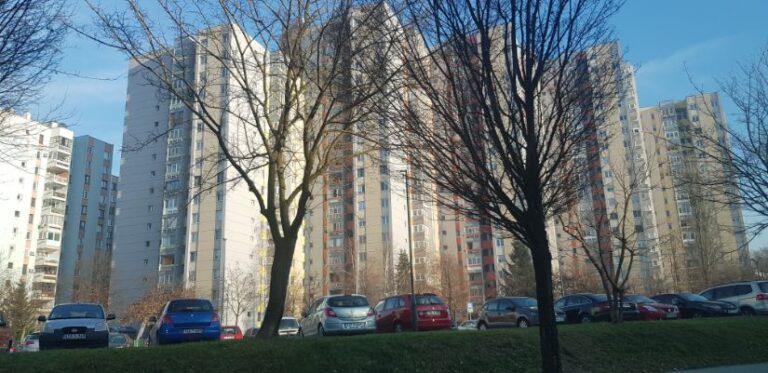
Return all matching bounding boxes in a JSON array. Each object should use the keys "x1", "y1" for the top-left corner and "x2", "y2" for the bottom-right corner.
[{"x1": 636, "y1": 36, "x2": 733, "y2": 82}]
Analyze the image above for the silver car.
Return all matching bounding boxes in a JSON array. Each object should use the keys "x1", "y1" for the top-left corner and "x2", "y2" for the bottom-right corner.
[
  {"x1": 700, "y1": 281, "x2": 768, "y2": 315},
  {"x1": 299, "y1": 295, "x2": 376, "y2": 336},
  {"x1": 278, "y1": 317, "x2": 300, "y2": 336}
]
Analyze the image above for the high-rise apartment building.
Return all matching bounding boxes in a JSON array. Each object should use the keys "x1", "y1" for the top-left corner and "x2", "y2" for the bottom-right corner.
[
  {"x1": 640, "y1": 93, "x2": 749, "y2": 291},
  {"x1": 0, "y1": 112, "x2": 73, "y2": 312},
  {"x1": 56, "y1": 136, "x2": 117, "y2": 305},
  {"x1": 111, "y1": 25, "x2": 274, "y2": 328}
]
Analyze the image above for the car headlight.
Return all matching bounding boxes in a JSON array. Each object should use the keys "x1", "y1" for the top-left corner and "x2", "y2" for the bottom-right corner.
[
  {"x1": 42, "y1": 323, "x2": 54, "y2": 334},
  {"x1": 94, "y1": 322, "x2": 108, "y2": 332},
  {"x1": 643, "y1": 306, "x2": 658, "y2": 312}
]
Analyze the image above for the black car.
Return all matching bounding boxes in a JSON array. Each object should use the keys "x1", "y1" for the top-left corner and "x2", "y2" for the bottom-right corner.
[
  {"x1": 38, "y1": 303, "x2": 115, "y2": 350},
  {"x1": 244, "y1": 327, "x2": 260, "y2": 338},
  {"x1": 477, "y1": 297, "x2": 566, "y2": 329},
  {"x1": 555, "y1": 293, "x2": 640, "y2": 323},
  {"x1": 651, "y1": 293, "x2": 739, "y2": 318}
]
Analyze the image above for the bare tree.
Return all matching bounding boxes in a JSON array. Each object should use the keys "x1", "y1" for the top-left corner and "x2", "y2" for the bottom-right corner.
[
  {"x1": 88, "y1": 0, "x2": 401, "y2": 336},
  {"x1": 0, "y1": 0, "x2": 68, "y2": 161},
  {"x1": 282, "y1": 268, "x2": 304, "y2": 318},
  {"x1": 390, "y1": 1, "x2": 623, "y2": 370},
  {"x1": 752, "y1": 247, "x2": 768, "y2": 280},
  {"x1": 122, "y1": 287, "x2": 194, "y2": 326},
  {"x1": 223, "y1": 265, "x2": 257, "y2": 327},
  {"x1": 439, "y1": 256, "x2": 468, "y2": 322}
]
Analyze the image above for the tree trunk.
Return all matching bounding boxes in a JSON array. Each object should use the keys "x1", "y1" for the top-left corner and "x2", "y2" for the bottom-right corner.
[
  {"x1": 257, "y1": 234, "x2": 298, "y2": 337},
  {"x1": 528, "y1": 212, "x2": 562, "y2": 373}
]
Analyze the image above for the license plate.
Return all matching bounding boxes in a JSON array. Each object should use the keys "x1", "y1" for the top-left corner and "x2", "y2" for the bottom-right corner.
[
  {"x1": 426, "y1": 311, "x2": 440, "y2": 316},
  {"x1": 183, "y1": 329, "x2": 203, "y2": 334},
  {"x1": 343, "y1": 323, "x2": 365, "y2": 330},
  {"x1": 63, "y1": 334, "x2": 86, "y2": 340}
]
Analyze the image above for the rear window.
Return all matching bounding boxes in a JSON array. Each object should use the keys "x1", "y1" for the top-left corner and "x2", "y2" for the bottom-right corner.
[
  {"x1": 168, "y1": 299, "x2": 213, "y2": 312},
  {"x1": 416, "y1": 295, "x2": 444, "y2": 305},
  {"x1": 49, "y1": 304, "x2": 104, "y2": 320},
  {"x1": 279, "y1": 318, "x2": 299, "y2": 329},
  {"x1": 589, "y1": 294, "x2": 608, "y2": 302},
  {"x1": 222, "y1": 327, "x2": 239, "y2": 334},
  {"x1": 27, "y1": 335, "x2": 39, "y2": 341},
  {"x1": 327, "y1": 296, "x2": 368, "y2": 307},
  {"x1": 110, "y1": 335, "x2": 126, "y2": 344},
  {"x1": 759, "y1": 282, "x2": 768, "y2": 293}
]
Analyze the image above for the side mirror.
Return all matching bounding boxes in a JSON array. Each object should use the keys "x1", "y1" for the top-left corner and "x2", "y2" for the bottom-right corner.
[
  {"x1": 37, "y1": 315, "x2": 47, "y2": 322},
  {"x1": 106, "y1": 314, "x2": 116, "y2": 321},
  {"x1": 148, "y1": 316, "x2": 157, "y2": 323}
]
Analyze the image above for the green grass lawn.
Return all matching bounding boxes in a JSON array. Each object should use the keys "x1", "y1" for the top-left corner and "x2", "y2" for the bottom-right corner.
[{"x1": 2, "y1": 317, "x2": 767, "y2": 373}]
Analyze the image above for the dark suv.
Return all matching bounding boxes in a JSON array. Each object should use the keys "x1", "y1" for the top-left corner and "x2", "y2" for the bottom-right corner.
[
  {"x1": 699, "y1": 281, "x2": 768, "y2": 315},
  {"x1": 477, "y1": 297, "x2": 566, "y2": 329},
  {"x1": 555, "y1": 293, "x2": 639, "y2": 323}
]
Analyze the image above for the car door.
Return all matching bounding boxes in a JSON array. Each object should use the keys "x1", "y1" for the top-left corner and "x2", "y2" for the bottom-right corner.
[
  {"x1": 485, "y1": 300, "x2": 501, "y2": 327},
  {"x1": 302, "y1": 299, "x2": 321, "y2": 336},
  {"x1": 498, "y1": 299, "x2": 517, "y2": 327},
  {"x1": 558, "y1": 297, "x2": 579, "y2": 323},
  {"x1": 383, "y1": 298, "x2": 399, "y2": 331},
  {"x1": 374, "y1": 300, "x2": 385, "y2": 331}
]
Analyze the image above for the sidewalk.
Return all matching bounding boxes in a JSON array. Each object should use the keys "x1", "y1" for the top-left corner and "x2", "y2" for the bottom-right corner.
[{"x1": 673, "y1": 363, "x2": 768, "y2": 373}]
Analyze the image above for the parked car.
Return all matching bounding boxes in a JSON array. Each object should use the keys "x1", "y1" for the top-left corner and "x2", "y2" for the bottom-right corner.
[
  {"x1": 457, "y1": 320, "x2": 478, "y2": 330},
  {"x1": 375, "y1": 293, "x2": 452, "y2": 332},
  {"x1": 38, "y1": 303, "x2": 115, "y2": 350},
  {"x1": 652, "y1": 293, "x2": 739, "y2": 318},
  {"x1": 299, "y1": 295, "x2": 376, "y2": 337},
  {"x1": 699, "y1": 281, "x2": 768, "y2": 315},
  {"x1": 623, "y1": 294, "x2": 679, "y2": 320},
  {"x1": 20, "y1": 333, "x2": 40, "y2": 352},
  {"x1": 0, "y1": 311, "x2": 11, "y2": 352},
  {"x1": 477, "y1": 297, "x2": 566, "y2": 329},
  {"x1": 244, "y1": 327, "x2": 260, "y2": 338},
  {"x1": 108, "y1": 333, "x2": 133, "y2": 349},
  {"x1": 555, "y1": 293, "x2": 640, "y2": 323},
  {"x1": 279, "y1": 317, "x2": 300, "y2": 336},
  {"x1": 219, "y1": 326, "x2": 243, "y2": 341},
  {"x1": 148, "y1": 298, "x2": 221, "y2": 345}
]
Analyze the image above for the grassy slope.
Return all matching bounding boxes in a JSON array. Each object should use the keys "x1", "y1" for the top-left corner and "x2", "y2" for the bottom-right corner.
[{"x1": 2, "y1": 317, "x2": 767, "y2": 373}]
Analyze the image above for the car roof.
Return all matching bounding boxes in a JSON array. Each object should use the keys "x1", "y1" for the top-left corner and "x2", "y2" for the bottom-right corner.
[
  {"x1": 281, "y1": 316, "x2": 297, "y2": 320},
  {"x1": 53, "y1": 302, "x2": 103, "y2": 307}
]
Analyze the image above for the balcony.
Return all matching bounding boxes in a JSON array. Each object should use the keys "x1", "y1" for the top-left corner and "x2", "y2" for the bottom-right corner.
[
  {"x1": 42, "y1": 205, "x2": 65, "y2": 216},
  {"x1": 47, "y1": 157, "x2": 71, "y2": 172},
  {"x1": 35, "y1": 256, "x2": 59, "y2": 268},
  {"x1": 33, "y1": 272, "x2": 58, "y2": 284},
  {"x1": 43, "y1": 189, "x2": 67, "y2": 202},
  {"x1": 45, "y1": 175, "x2": 68, "y2": 187},
  {"x1": 33, "y1": 289, "x2": 55, "y2": 302},
  {"x1": 36, "y1": 239, "x2": 61, "y2": 253},
  {"x1": 56, "y1": 144, "x2": 72, "y2": 155}
]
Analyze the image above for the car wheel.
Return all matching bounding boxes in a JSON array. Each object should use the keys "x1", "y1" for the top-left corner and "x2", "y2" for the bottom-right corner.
[
  {"x1": 517, "y1": 318, "x2": 530, "y2": 328},
  {"x1": 394, "y1": 323, "x2": 404, "y2": 333},
  {"x1": 478, "y1": 322, "x2": 487, "y2": 330},
  {"x1": 318, "y1": 325, "x2": 326, "y2": 337},
  {"x1": 740, "y1": 307, "x2": 756, "y2": 316},
  {"x1": 579, "y1": 314, "x2": 593, "y2": 324}
]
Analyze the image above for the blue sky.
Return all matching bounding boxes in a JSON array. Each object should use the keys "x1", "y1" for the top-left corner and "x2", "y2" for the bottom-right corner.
[{"x1": 35, "y1": 0, "x2": 768, "y2": 248}]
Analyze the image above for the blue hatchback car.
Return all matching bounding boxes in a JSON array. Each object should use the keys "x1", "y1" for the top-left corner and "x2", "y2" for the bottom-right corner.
[{"x1": 148, "y1": 299, "x2": 220, "y2": 345}]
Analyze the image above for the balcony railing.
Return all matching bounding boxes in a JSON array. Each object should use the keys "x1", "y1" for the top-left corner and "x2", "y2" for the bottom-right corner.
[
  {"x1": 45, "y1": 175, "x2": 68, "y2": 186},
  {"x1": 35, "y1": 256, "x2": 59, "y2": 268},
  {"x1": 43, "y1": 190, "x2": 67, "y2": 201}
]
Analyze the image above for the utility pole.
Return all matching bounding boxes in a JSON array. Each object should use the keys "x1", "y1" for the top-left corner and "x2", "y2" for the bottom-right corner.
[{"x1": 403, "y1": 170, "x2": 418, "y2": 331}]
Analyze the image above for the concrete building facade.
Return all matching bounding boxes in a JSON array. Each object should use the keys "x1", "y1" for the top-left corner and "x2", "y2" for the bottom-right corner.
[{"x1": 56, "y1": 136, "x2": 117, "y2": 305}]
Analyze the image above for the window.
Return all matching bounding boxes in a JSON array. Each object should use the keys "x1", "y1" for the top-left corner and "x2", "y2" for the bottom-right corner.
[
  {"x1": 147, "y1": 223, "x2": 152, "y2": 231},
  {"x1": 357, "y1": 168, "x2": 365, "y2": 177},
  {"x1": 357, "y1": 184, "x2": 365, "y2": 194},
  {"x1": 358, "y1": 201, "x2": 365, "y2": 211},
  {"x1": 190, "y1": 252, "x2": 197, "y2": 262},
  {"x1": 145, "y1": 241, "x2": 150, "y2": 247},
  {"x1": 84, "y1": 175, "x2": 91, "y2": 184},
  {"x1": 81, "y1": 205, "x2": 88, "y2": 214},
  {"x1": 148, "y1": 205, "x2": 154, "y2": 212},
  {"x1": 14, "y1": 211, "x2": 19, "y2": 218},
  {"x1": 381, "y1": 216, "x2": 389, "y2": 225},
  {"x1": 193, "y1": 213, "x2": 199, "y2": 223}
]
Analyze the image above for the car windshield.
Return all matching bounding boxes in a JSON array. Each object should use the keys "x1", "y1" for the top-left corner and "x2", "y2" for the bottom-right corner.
[
  {"x1": 49, "y1": 304, "x2": 104, "y2": 320},
  {"x1": 109, "y1": 335, "x2": 126, "y2": 344},
  {"x1": 222, "y1": 327, "x2": 239, "y2": 334},
  {"x1": 513, "y1": 298, "x2": 538, "y2": 307},
  {"x1": 416, "y1": 295, "x2": 444, "y2": 305},
  {"x1": 279, "y1": 318, "x2": 299, "y2": 329},
  {"x1": 679, "y1": 293, "x2": 709, "y2": 302},
  {"x1": 624, "y1": 295, "x2": 656, "y2": 303},
  {"x1": 327, "y1": 296, "x2": 368, "y2": 307},
  {"x1": 759, "y1": 282, "x2": 768, "y2": 293},
  {"x1": 168, "y1": 299, "x2": 213, "y2": 313},
  {"x1": 28, "y1": 334, "x2": 39, "y2": 341}
]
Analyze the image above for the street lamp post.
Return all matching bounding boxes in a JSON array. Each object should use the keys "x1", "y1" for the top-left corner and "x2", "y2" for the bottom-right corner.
[{"x1": 403, "y1": 170, "x2": 418, "y2": 332}]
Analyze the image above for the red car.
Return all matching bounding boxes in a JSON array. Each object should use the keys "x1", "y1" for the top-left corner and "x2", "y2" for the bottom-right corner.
[
  {"x1": 624, "y1": 294, "x2": 679, "y2": 320},
  {"x1": 220, "y1": 326, "x2": 243, "y2": 340},
  {"x1": 374, "y1": 293, "x2": 451, "y2": 332}
]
